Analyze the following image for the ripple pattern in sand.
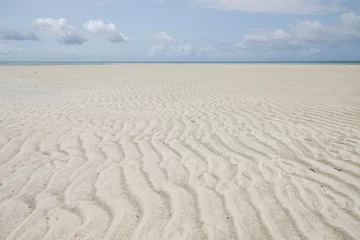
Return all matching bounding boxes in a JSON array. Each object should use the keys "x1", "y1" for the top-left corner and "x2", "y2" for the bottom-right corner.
[{"x1": 1, "y1": 64, "x2": 360, "y2": 240}]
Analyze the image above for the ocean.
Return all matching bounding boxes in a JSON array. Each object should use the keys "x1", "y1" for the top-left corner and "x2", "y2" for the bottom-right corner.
[{"x1": 1, "y1": 61, "x2": 360, "y2": 66}]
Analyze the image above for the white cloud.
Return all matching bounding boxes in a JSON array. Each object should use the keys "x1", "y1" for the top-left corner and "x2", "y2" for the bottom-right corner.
[
  {"x1": 36, "y1": 18, "x2": 86, "y2": 45},
  {"x1": 84, "y1": 19, "x2": 129, "y2": 43},
  {"x1": 0, "y1": 44, "x2": 22, "y2": 55},
  {"x1": 94, "y1": 0, "x2": 121, "y2": 6},
  {"x1": 0, "y1": 24, "x2": 38, "y2": 41},
  {"x1": 234, "y1": 42, "x2": 246, "y2": 49},
  {"x1": 149, "y1": 44, "x2": 194, "y2": 57},
  {"x1": 239, "y1": 30, "x2": 300, "y2": 51},
  {"x1": 166, "y1": 44, "x2": 192, "y2": 56},
  {"x1": 272, "y1": 29, "x2": 291, "y2": 41},
  {"x1": 302, "y1": 48, "x2": 320, "y2": 55},
  {"x1": 193, "y1": 0, "x2": 345, "y2": 14},
  {"x1": 196, "y1": 47, "x2": 211, "y2": 57},
  {"x1": 149, "y1": 44, "x2": 163, "y2": 56},
  {"x1": 290, "y1": 20, "x2": 335, "y2": 42},
  {"x1": 154, "y1": 32, "x2": 176, "y2": 43},
  {"x1": 236, "y1": 12, "x2": 360, "y2": 51},
  {"x1": 244, "y1": 34, "x2": 267, "y2": 42},
  {"x1": 94, "y1": 0, "x2": 112, "y2": 6},
  {"x1": 291, "y1": 13, "x2": 360, "y2": 43},
  {"x1": 341, "y1": 12, "x2": 360, "y2": 31}
]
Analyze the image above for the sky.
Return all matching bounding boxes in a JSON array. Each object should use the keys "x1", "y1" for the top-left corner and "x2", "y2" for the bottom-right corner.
[{"x1": 1, "y1": 0, "x2": 360, "y2": 61}]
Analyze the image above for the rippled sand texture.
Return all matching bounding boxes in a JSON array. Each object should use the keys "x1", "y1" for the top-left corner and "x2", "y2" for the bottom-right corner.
[{"x1": 1, "y1": 64, "x2": 360, "y2": 240}]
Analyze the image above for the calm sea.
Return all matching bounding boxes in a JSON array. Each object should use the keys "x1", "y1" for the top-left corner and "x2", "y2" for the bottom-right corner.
[{"x1": 1, "y1": 61, "x2": 360, "y2": 66}]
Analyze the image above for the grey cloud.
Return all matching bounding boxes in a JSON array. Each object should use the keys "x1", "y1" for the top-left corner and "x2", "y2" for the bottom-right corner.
[{"x1": 0, "y1": 24, "x2": 38, "y2": 41}]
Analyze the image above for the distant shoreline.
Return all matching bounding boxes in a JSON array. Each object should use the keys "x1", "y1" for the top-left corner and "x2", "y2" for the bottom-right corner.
[{"x1": 1, "y1": 61, "x2": 360, "y2": 66}]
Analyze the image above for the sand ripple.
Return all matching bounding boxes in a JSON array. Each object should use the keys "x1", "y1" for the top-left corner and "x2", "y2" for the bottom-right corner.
[{"x1": 1, "y1": 64, "x2": 360, "y2": 240}]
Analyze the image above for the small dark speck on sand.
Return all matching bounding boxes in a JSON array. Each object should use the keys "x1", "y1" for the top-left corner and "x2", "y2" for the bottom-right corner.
[
  {"x1": 334, "y1": 168, "x2": 342, "y2": 172},
  {"x1": 309, "y1": 168, "x2": 316, "y2": 172},
  {"x1": 136, "y1": 215, "x2": 139, "y2": 218}
]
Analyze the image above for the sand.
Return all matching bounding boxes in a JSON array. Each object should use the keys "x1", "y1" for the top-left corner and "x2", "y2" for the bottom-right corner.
[{"x1": 0, "y1": 64, "x2": 360, "y2": 240}]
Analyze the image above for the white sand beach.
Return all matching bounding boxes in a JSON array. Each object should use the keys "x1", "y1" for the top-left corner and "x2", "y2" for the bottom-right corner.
[{"x1": 1, "y1": 64, "x2": 360, "y2": 240}]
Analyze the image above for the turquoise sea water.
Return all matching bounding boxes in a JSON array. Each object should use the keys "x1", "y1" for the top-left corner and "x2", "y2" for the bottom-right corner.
[{"x1": 1, "y1": 61, "x2": 360, "y2": 66}]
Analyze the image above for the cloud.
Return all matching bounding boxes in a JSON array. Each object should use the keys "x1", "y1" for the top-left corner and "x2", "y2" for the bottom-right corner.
[
  {"x1": 239, "y1": 30, "x2": 300, "y2": 51},
  {"x1": 302, "y1": 48, "x2": 320, "y2": 55},
  {"x1": 149, "y1": 44, "x2": 194, "y2": 57},
  {"x1": 0, "y1": 24, "x2": 38, "y2": 41},
  {"x1": 196, "y1": 47, "x2": 211, "y2": 57},
  {"x1": 149, "y1": 44, "x2": 163, "y2": 56},
  {"x1": 192, "y1": 0, "x2": 345, "y2": 14},
  {"x1": 203, "y1": 39, "x2": 242, "y2": 53},
  {"x1": 36, "y1": 18, "x2": 87, "y2": 45},
  {"x1": 272, "y1": 29, "x2": 291, "y2": 41},
  {"x1": 0, "y1": 43, "x2": 22, "y2": 55},
  {"x1": 154, "y1": 32, "x2": 176, "y2": 43},
  {"x1": 236, "y1": 12, "x2": 360, "y2": 51},
  {"x1": 166, "y1": 44, "x2": 192, "y2": 56},
  {"x1": 290, "y1": 13, "x2": 360, "y2": 43},
  {"x1": 84, "y1": 19, "x2": 129, "y2": 43},
  {"x1": 94, "y1": 0, "x2": 121, "y2": 6}
]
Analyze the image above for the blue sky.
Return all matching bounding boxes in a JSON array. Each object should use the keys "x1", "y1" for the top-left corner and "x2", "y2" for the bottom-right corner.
[{"x1": 1, "y1": 0, "x2": 360, "y2": 61}]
